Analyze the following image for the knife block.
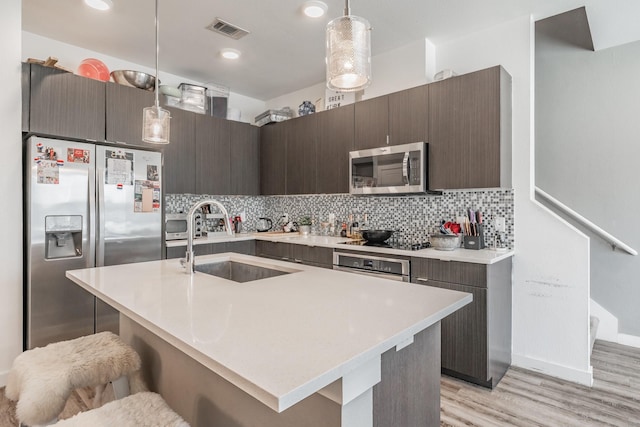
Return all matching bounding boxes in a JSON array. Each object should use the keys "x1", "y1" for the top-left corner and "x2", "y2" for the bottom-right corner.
[{"x1": 463, "y1": 224, "x2": 485, "y2": 250}]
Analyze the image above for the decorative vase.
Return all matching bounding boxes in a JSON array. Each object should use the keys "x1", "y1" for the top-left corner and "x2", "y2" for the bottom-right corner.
[{"x1": 299, "y1": 225, "x2": 311, "y2": 235}]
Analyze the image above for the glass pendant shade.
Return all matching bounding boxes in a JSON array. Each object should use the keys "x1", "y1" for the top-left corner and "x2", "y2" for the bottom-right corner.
[
  {"x1": 142, "y1": 105, "x2": 171, "y2": 144},
  {"x1": 326, "y1": 14, "x2": 371, "y2": 92},
  {"x1": 142, "y1": 0, "x2": 170, "y2": 144}
]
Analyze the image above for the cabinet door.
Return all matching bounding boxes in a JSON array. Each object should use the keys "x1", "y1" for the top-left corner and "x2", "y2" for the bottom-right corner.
[
  {"x1": 196, "y1": 115, "x2": 230, "y2": 195},
  {"x1": 316, "y1": 104, "x2": 354, "y2": 194},
  {"x1": 22, "y1": 63, "x2": 30, "y2": 132},
  {"x1": 426, "y1": 280, "x2": 488, "y2": 382},
  {"x1": 354, "y1": 95, "x2": 389, "y2": 149},
  {"x1": 30, "y1": 64, "x2": 105, "y2": 141},
  {"x1": 163, "y1": 107, "x2": 196, "y2": 194},
  {"x1": 428, "y1": 67, "x2": 502, "y2": 189},
  {"x1": 166, "y1": 246, "x2": 185, "y2": 259},
  {"x1": 388, "y1": 85, "x2": 429, "y2": 146},
  {"x1": 412, "y1": 258, "x2": 486, "y2": 288},
  {"x1": 286, "y1": 115, "x2": 317, "y2": 194},
  {"x1": 255, "y1": 241, "x2": 291, "y2": 261},
  {"x1": 230, "y1": 121, "x2": 260, "y2": 195},
  {"x1": 291, "y1": 245, "x2": 333, "y2": 268},
  {"x1": 105, "y1": 83, "x2": 162, "y2": 148},
  {"x1": 226, "y1": 240, "x2": 256, "y2": 255},
  {"x1": 260, "y1": 123, "x2": 287, "y2": 195}
]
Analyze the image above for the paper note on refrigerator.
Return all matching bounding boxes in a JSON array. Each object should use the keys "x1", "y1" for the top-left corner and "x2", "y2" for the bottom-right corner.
[
  {"x1": 134, "y1": 180, "x2": 161, "y2": 212},
  {"x1": 36, "y1": 160, "x2": 60, "y2": 184},
  {"x1": 105, "y1": 150, "x2": 134, "y2": 185}
]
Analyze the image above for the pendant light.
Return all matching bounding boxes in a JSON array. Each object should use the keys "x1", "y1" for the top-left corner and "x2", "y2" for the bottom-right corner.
[
  {"x1": 325, "y1": 0, "x2": 371, "y2": 92},
  {"x1": 142, "y1": 0, "x2": 171, "y2": 144}
]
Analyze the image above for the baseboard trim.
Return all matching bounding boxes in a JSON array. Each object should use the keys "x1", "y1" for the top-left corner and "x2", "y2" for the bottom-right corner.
[
  {"x1": 617, "y1": 333, "x2": 640, "y2": 348},
  {"x1": 511, "y1": 354, "x2": 593, "y2": 387}
]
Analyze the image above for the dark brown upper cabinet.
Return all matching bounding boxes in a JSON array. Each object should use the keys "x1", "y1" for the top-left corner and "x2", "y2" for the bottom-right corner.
[
  {"x1": 229, "y1": 120, "x2": 260, "y2": 196},
  {"x1": 29, "y1": 63, "x2": 105, "y2": 141},
  {"x1": 286, "y1": 114, "x2": 317, "y2": 195},
  {"x1": 162, "y1": 106, "x2": 196, "y2": 194},
  {"x1": 195, "y1": 115, "x2": 230, "y2": 195},
  {"x1": 428, "y1": 66, "x2": 511, "y2": 189},
  {"x1": 354, "y1": 84, "x2": 430, "y2": 150},
  {"x1": 105, "y1": 83, "x2": 162, "y2": 149},
  {"x1": 388, "y1": 84, "x2": 429, "y2": 146},
  {"x1": 316, "y1": 104, "x2": 354, "y2": 194},
  {"x1": 354, "y1": 95, "x2": 389, "y2": 150},
  {"x1": 260, "y1": 123, "x2": 287, "y2": 195}
]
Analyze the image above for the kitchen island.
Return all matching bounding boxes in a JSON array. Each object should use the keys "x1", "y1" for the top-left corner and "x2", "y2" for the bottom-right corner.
[{"x1": 66, "y1": 253, "x2": 471, "y2": 427}]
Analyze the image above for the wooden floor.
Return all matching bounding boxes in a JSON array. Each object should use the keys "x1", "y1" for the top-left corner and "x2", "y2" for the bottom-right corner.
[
  {"x1": 441, "y1": 340, "x2": 640, "y2": 426},
  {"x1": 0, "y1": 340, "x2": 638, "y2": 427}
]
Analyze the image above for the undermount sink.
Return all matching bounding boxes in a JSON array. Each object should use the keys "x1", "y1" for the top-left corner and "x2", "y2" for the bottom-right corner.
[{"x1": 195, "y1": 260, "x2": 292, "y2": 283}]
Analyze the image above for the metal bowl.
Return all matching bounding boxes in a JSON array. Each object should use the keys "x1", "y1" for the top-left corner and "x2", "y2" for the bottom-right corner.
[
  {"x1": 110, "y1": 70, "x2": 158, "y2": 90},
  {"x1": 429, "y1": 234, "x2": 460, "y2": 251}
]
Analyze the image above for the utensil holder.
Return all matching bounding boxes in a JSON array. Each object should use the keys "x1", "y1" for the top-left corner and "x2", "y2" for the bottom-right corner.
[{"x1": 463, "y1": 225, "x2": 485, "y2": 250}]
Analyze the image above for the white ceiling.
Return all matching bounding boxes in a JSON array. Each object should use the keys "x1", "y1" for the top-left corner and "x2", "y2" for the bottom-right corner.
[{"x1": 21, "y1": 0, "x2": 640, "y2": 101}]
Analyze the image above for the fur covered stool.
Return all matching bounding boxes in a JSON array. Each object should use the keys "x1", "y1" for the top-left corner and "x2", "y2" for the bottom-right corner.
[
  {"x1": 50, "y1": 392, "x2": 189, "y2": 427},
  {"x1": 6, "y1": 332, "x2": 143, "y2": 426}
]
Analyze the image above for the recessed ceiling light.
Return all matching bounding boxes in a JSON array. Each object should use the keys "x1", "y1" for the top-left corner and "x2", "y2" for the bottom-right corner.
[
  {"x1": 84, "y1": 0, "x2": 113, "y2": 11},
  {"x1": 220, "y1": 48, "x2": 241, "y2": 60},
  {"x1": 303, "y1": 1, "x2": 328, "y2": 18}
]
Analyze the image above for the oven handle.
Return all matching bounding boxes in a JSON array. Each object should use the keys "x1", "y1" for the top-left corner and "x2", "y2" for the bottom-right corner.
[{"x1": 333, "y1": 265, "x2": 409, "y2": 282}]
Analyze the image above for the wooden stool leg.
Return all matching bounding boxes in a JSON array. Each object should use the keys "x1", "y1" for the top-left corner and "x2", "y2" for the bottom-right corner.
[{"x1": 92, "y1": 383, "x2": 108, "y2": 408}]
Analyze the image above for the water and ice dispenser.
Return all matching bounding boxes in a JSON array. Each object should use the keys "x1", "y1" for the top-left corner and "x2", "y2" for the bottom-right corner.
[{"x1": 45, "y1": 215, "x2": 83, "y2": 259}]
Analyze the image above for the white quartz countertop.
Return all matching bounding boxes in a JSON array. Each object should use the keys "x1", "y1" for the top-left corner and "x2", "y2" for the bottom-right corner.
[
  {"x1": 66, "y1": 253, "x2": 471, "y2": 412},
  {"x1": 166, "y1": 232, "x2": 514, "y2": 264}
]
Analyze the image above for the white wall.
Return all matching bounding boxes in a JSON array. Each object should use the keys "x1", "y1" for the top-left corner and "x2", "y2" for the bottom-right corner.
[
  {"x1": 265, "y1": 39, "x2": 429, "y2": 113},
  {"x1": 0, "y1": 0, "x2": 23, "y2": 386},
  {"x1": 22, "y1": 32, "x2": 266, "y2": 124},
  {"x1": 536, "y1": 35, "x2": 640, "y2": 338},
  {"x1": 435, "y1": 16, "x2": 592, "y2": 385}
]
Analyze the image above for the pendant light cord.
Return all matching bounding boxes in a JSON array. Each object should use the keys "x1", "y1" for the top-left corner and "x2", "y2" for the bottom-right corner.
[
  {"x1": 154, "y1": 0, "x2": 160, "y2": 109},
  {"x1": 344, "y1": 0, "x2": 350, "y2": 16}
]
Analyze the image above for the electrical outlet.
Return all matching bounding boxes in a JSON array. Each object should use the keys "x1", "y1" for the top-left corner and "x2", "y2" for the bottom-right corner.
[
  {"x1": 283, "y1": 213, "x2": 289, "y2": 223},
  {"x1": 495, "y1": 216, "x2": 506, "y2": 232}
]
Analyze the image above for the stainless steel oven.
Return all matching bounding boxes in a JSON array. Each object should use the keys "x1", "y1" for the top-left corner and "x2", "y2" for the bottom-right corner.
[{"x1": 333, "y1": 251, "x2": 410, "y2": 282}]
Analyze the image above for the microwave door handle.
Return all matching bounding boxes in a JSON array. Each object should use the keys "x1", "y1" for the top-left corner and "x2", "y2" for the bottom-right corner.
[{"x1": 402, "y1": 152, "x2": 410, "y2": 185}]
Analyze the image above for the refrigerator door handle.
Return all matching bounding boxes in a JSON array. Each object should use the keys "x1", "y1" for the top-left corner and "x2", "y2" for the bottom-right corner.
[
  {"x1": 88, "y1": 162, "x2": 96, "y2": 268},
  {"x1": 96, "y1": 166, "x2": 105, "y2": 267}
]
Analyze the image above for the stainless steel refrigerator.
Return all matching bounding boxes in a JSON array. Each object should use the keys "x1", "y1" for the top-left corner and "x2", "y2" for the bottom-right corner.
[{"x1": 25, "y1": 136, "x2": 163, "y2": 349}]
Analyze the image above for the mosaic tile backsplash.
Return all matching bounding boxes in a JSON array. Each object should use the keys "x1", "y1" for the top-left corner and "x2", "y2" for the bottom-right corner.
[{"x1": 166, "y1": 190, "x2": 515, "y2": 249}]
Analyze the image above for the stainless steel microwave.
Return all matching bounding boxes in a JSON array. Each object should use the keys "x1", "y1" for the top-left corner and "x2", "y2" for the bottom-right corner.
[
  {"x1": 165, "y1": 212, "x2": 205, "y2": 241},
  {"x1": 349, "y1": 142, "x2": 428, "y2": 195}
]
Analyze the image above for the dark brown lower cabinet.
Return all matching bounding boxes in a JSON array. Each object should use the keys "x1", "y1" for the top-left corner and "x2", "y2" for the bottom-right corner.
[
  {"x1": 166, "y1": 240, "x2": 255, "y2": 259},
  {"x1": 410, "y1": 257, "x2": 512, "y2": 388},
  {"x1": 255, "y1": 241, "x2": 332, "y2": 269}
]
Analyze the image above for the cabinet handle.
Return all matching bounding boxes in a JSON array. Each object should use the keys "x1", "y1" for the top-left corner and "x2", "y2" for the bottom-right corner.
[
  {"x1": 282, "y1": 257, "x2": 289, "y2": 261},
  {"x1": 294, "y1": 259, "x2": 303, "y2": 263},
  {"x1": 416, "y1": 277, "x2": 429, "y2": 282},
  {"x1": 386, "y1": 135, "x2": 390, "y2": 145}
]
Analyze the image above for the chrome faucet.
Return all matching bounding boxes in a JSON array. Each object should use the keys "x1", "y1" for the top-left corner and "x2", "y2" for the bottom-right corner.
[{"x1": 184, "y1": 199, "x2": 233, "y2": 274}]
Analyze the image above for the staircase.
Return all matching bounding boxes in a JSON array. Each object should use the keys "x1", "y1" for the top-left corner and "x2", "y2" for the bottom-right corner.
[{"x1": 590, "y1": 315, "x2": 599, "y2": 355}]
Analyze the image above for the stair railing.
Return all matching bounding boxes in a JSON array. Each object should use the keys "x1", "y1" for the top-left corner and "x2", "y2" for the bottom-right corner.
[{"x1": 535, "y1": 187, "x2": 637, "y2": 256}]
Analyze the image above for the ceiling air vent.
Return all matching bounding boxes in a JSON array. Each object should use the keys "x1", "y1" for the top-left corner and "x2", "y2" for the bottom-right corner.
[{"x1": 205, "y1": 18, "x2": 250, "y2": 40}]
